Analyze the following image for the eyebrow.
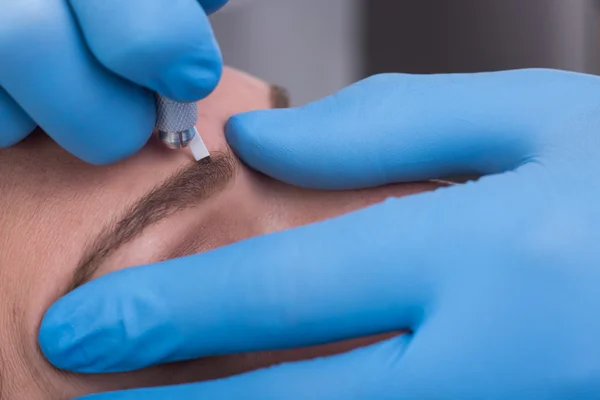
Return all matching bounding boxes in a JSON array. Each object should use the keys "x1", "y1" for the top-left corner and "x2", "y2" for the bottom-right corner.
[
  {"x1": 66, "y1": 153, "x2": 236, "y2": 293},
  {"x1": 66, "y1": 83, "x2": 290, "y2": 293},
  {"x1": 270, "y1": 84, "x2": 291, "y2": 108}
]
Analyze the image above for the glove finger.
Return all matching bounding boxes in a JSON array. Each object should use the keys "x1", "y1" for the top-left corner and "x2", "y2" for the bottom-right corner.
[
  {"x1": 0, "y1": 87, "x2": 35, "y2": 147},
  {"x1": 0, "y1": 0, "x2": 155, "y2": 164},
  {"x1": 226, "y1": 69, "x2": 578, "y2": 190},
  {"x1": 70, "y1": 0, "x2": 223, "y2": 102},
  {"x1": 39, "y1": 168, "x2": 532, "y2": 373},
  {"x1": 74, "y1": 335, "x2": 412, "y2": 400}
]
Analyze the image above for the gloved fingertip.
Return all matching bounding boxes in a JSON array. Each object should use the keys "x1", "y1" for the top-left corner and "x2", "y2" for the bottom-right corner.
[
  {"x1": 225, "y1": 111, "x2": 270, "y2": 160},
  {"x1": 59, "y1": 114, "x2": 152, "y2": 165},
  {"x1": 74, "y1": 128, "x2": 151, "y2": 166},
  {"x1": 156, "y1": 56, "x2": 223, "y2": 102},
  {"x1": 226, "y1": 106, "x2": 296, "y2": 143},
  {"x1": 74, "y1": 0, "x2": 224, "y2": 103},
  {"x1": 226, "y1": 109, "x2": 321, "y2": 186},
  {"x1": 0, "y1": 90, "x2": 36, "y2": 147},
  {"x1": 0, "y1": 122, "x2": 34, "y2": 147},
  {"x1": 39, "y1": 287, "x2": 127, "y2": 374},
  {"x1": 38, "y1": 301, "x2": 83, "y2": 371}
]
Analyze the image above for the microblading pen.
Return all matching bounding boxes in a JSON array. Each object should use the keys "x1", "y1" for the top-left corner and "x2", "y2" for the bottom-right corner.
[{"x1": 155, "y1": 94, "x2": 210, "y2": 161}]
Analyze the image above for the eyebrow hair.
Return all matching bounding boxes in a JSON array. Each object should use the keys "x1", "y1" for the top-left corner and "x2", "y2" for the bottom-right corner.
[
  {"x1": 270, "y1": 84, "x2": 291, "y2": 109},
  {"x1": 66, "y1": 153, "x2": 236, "y2": 293},
  {"x1": 66, "y1": 83, "x2": 289, "y2": 293}
]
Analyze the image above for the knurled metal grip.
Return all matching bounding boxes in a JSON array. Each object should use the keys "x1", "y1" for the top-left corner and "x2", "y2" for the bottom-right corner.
[
  {"x1": 155, "y1": 94, "x2": 198, "y2": 149},
  {"x1": 155, "y1": 94, "x2": 198, "y2": 133}
]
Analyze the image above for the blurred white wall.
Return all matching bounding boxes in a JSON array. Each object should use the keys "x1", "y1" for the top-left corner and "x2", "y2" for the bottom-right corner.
[
  {"x1": 211, "y1": 0, "x2": 600, "y2": 107},
  {"x1": 211, "y1": 0, "x2": 363, "y2": 106},
  {"x1": 526, "y1": 0, "x2": 597, "y2": 72},
  {"x1": 365, "y1": 0, "x2": 600, "y2": 75}
]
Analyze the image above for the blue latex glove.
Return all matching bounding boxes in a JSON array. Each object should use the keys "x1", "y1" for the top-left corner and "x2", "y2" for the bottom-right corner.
[
  {"x1": 0, "y1": 0, "x2": 226, "y2": 164},
  {"x1": 40, "y1": 69, "x2": 600, "y2": 399}
]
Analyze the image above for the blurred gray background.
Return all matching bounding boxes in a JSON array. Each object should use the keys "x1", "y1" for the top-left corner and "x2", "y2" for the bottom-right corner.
[{"x1": 211, "y1": 0, "x2": 600, "y2": 106}]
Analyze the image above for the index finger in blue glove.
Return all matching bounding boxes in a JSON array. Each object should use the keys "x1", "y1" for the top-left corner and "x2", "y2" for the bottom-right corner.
[
  {"x1": 69, "y1": 0, "x2": 225, "y2": 102},
  {"x1": 226, "y1": 69, "x2": 588, "y2": 189},
  {"x1": 39, "y1": 159, "x2": 534, "y2": 374},
  {"x1": 0, "y1": 1, "x2": 155, "y2": 164}
]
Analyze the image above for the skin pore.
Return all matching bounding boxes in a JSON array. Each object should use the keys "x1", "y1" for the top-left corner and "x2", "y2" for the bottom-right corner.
[{"x1": 0, "y1": 67, "x2": 445, "y2": 399}]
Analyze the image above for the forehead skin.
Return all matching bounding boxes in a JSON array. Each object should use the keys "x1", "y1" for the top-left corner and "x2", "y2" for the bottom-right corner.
[{"x1": 0, "y1": 67, "x2": 274, "y2": 398}]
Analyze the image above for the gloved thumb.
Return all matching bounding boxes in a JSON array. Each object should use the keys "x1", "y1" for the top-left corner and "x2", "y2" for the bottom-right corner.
[{"x1": 226, "y1": 70, "x2": 558, "y2": 190}]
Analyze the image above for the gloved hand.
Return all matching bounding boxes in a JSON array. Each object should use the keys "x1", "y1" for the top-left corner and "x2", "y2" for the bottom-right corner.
[
  {"x1": 40, "y1": 69, "x2": 600, "y2": 399},
  {"x1": 0, "y1": 0, "x2": 226, "y2": 164}
]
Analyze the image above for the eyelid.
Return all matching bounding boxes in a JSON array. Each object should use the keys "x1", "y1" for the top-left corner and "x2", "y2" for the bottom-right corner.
[{"x1": 161, "y1": 229, "x2": 213, "y2": 262}]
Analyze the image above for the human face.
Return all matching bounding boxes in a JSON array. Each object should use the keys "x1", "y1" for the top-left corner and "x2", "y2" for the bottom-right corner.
[{"x1": 0, "y1": 67, "x2": 444, "y2": 399}]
